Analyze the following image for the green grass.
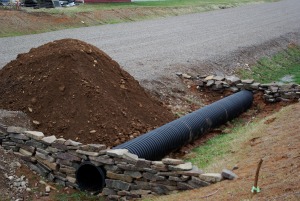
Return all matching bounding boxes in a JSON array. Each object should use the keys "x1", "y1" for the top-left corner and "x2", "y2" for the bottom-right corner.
[
  {"x1": 187, "y1": 119, "x2": 251, "y2": 169},
  {"x1": 54, "y1": 191, "x2": 104, "y2": 201},
  {"x1": 23, "y1": 0, "x2": 278, "y2": 14},
  {"x1": 237, "y1": 45, "x2": 300, "y2": 84}
]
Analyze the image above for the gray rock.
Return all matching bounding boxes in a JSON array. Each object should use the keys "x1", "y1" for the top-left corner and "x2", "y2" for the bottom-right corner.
[
  {"x1": 36, "y1": 148, "x2": 50, "y2": 156},
  {"x1": 143, "y1": 168, "x2": 157, "y2": 174},
  {"x1": 102, "y1": 188, "x2": 117, "y2": 196},
  {"x1": 241, "y1": 79, "x2": 254, "y2": 84},
  {"x1": 47, "y1": 173, "x2": 55, "y2": 182},
  {"x1": 80, "y1": 144, "x2": 106, "y2": 152},
  {"x1": 54, "y1": 178, "x2": 66, "y2": 187},
  {"x1": 151, "y1": 163, "x2": 168, "y2": 172},
  {"x1": 45, "y1": 186, "x2": 51, "y2": 193},
  {"x1": 54, "y1": 138, "x2": 66, "y2": 144},
  {"x1": 104, "y1": 165, "x2": 122, "y2": 173},
  {"x1": 124, "y1": 171, "x2": 142, "y2": 179},
  {"x1": 8, "y1": 133, "x2": 29, "y2": 140},
  {"x1": 122, "y1": 152, "x2": 139, "y2": 162},
  {"x1": 19, "y1": 148, "x2": 33, "y2": 157},
  {"x1": 206, "y1": 80, "x2": 215, "y2": 87},
  {"x1": 133, "y1": 181, "x2": 151, "y2": 190},
  {"x1": 89, "y1": 155, "x2": 114, "y2": 165},
  {"x1": 107, "y1": 171, "x2": 133, "y2": 183},
  {"x1": 106, "y1": 149, "x2": 128, "y2": 158},
  {"x1": 45, "y1": 146, "x2": 59, "y2": 153},
  {"x1": 51, "y1": 143, "x2": 68, "y2": 150},
  {"x1": 270, "y1": 86, "x2": 279, "y2": 93},
  {"x1": 204, "y1": 75, "x2": 214, "y2": 81},
  {"x1": 24, "y1": 131, "x2": 44, "y2": 140},
  {"x1": 225, "y1": 75, "x2": 241, "y2": 84},
  {"x1": 66, "y1": 176, "x2": 76, "y2": 184},
  {"x1": 213, "y1": 76, "x2": 225, "y2": 81},
  {"x1": 136, "y1": 159, "x2": 152, "y2": 168},
  {"x1": 221, "y1": 169, "x2": 238, "y2": 180},
  {"x1": 28, "y1": 163, "x2": 49, "y2": 177},
  {"x1": 37, "y1": 158, "x2": 58, "y2": 171},
  {"x1": 35, "y1": 151, "x2": 55, "y2": 163},
  {"x1": 168, "y1": 162, "x2": 192, "y2": 171},
  {"x1": 182, "y1": 73, "x2": 192, "y2": 79},
  {"x1": 7, "y1": 126, "x2": 26, "y2": 134},
  {"x1": 25, "y1": 139, "x2": 46, "y2": 149},
  {"x1": 162, "y1": 158, "x2": 184, "y2": 165},
  {"x1": 250, "y1": 82, "x2": 261, "y2": 89},
  {"x1": 56, "y1": 152, "x2": 81, "y2": 162},
  {"x1": 214, "y1": 81, "x2": 224, "y2": 89},
  {"x1": 175, "y1": 72, "x2": 182, "y2": 77},
  {"x1": 59, "y1": 165, "x2": 76, "y2": 175},
  {"x1": 105, "y1": 179, "x2": 131, "y2": 191},
  {"x1": 177, "y1": 182, "x2": 195, "y2": 190},
  {"x1": 143, "y1": 172, "x2": 165, "y2": 181},
  {"x1": 229, "y1": 86, "x2": 239, "y2": 92},
  {"x1": 189, "y1": 177, "x2": 210, "y2": 188},
  {"x1": 64, "y1": 139, "x2": 82, "y2": 146},
  {"x1": 199, "y1": 173, "x2": 223, "y2": 183},
  {"x1": 130, "y1": 189, "x2": 151, "y2": 195},
  {"x1": 41, "y1": 135, "x2": 57, "y2": 144},
  {"x1": 76, "y1": 149, "x2": 99, "y2": 157},
  {"x1": 236, "y1": 83, "x2": 244, "y2": 88}
]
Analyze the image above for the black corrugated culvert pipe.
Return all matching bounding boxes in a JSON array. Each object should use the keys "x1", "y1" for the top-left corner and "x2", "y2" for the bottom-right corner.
[
  {"x1": 114, "y1": 90, "x2": 253, "y2": 161},
  {"x1": 76, "y1": 90, "x2": 253, "y2": 192},
  {"x1": 75, "y1": 162, "x2": 106, "y2": 192}
]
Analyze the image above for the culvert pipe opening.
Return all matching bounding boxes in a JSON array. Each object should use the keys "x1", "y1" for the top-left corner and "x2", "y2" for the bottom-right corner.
[{"x1": 76, "y1": 162, "x2": 106, "y2": 192}]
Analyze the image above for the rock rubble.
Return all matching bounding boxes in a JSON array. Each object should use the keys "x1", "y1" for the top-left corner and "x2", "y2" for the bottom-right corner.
[{"x1": 176, "y1": 73, "x2": 300, "y2": 103}]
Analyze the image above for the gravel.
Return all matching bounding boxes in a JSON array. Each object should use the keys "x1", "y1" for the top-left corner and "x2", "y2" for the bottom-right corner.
[{"x1": 0, "y1": 0, "x2": 300, "y2": 91}]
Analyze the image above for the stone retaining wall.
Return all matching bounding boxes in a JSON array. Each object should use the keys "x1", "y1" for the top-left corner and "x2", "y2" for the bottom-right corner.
[
  {"x1": 0, "y1": 124, "x2": 237, "y2": 200},
  {"x1": 177, "y1": 73, "x2": 300, "y2": 103}
]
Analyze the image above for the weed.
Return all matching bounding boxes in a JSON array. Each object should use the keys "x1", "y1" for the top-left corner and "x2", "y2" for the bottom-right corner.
[{"x1": 54, "y1": 191, "x2": 103, "y2": 201}]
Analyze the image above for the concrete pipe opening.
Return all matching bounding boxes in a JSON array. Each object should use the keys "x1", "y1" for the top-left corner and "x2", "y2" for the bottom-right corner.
[{"x1": 76, "y1": 162, "x2": 106, "y2": 192}]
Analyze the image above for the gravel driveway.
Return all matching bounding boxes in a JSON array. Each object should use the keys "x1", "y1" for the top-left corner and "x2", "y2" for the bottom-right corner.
[{"x1": 0, "y1": 0, "x2": 300, "y2": 90}]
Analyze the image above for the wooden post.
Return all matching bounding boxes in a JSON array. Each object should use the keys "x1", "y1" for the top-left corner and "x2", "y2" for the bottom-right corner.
[{"x1": 252, "y1": 158, "x2": 263, "y2": 194}]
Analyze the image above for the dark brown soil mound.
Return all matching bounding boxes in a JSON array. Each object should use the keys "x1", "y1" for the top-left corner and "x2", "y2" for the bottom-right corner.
[{"x1": 0, "y1": 39, "x2": 174, "y2": 146}]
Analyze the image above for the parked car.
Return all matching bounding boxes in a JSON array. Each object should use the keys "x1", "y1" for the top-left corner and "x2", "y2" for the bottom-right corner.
[
  {"x1": 0, "y1": 0, "x2": 10, "y2": 6},
  {"x1": 24, "y1": 0, "x2": 54, "y2": 8}
]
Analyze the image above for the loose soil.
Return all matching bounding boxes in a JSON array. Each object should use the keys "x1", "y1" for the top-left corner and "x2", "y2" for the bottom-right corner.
[{"x1": 0, "y1": 38, "x2": 175, "y2": 146}]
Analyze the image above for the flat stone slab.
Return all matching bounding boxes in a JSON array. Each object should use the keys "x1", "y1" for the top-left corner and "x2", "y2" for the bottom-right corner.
[
  {"x1": 162, "y1": 158, "x2": 184, "y2": 165},
  {"x1": 169, "y1": 162, "x2": 193, "y2": 171},
  {"x1": 199, "y1": 173, "x2": 223, "y2": 183},
  {"x1": 64, "y1": 139, "x2": 82, "y2": 146},
  {"x1": 24, "y1": 131, "x2": 44, "y2": 140},
  {"x1": 222, "y1": 169, "x2": 238, "y2": 180},
  {"x1": 76, "y1": 149, "x2": 100, "y2": 157},
  {"x1": 106, "y1": 149, "x2": 129, "y2": 158},
  {"x1": 42, "y1": 135, "x2": 57, "y2": 144},
  {"x1": 7, "y1": 126, "x2": 27, "y2": 134}
]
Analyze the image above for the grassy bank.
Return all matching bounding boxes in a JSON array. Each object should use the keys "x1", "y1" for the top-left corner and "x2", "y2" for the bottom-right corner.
[
  {"x1": 186, "y1": 45, "x2": 300, "y2": 172},
  {"x1": 238, "y1": 44, "x2": 300, "y2": 84},
  {"x1": 23, "y1": 0, "x2": 278, "y2": 14}
]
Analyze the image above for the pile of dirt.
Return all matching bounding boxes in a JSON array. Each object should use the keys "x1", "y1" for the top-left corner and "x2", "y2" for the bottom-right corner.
[{"x1": 0, "y1": 39, "x2": 175, "y2": 146}]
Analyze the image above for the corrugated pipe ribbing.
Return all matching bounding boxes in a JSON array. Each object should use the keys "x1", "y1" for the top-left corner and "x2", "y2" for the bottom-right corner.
[{"x1": 114, "y1": 90, "x2": 253, "y2": 161}]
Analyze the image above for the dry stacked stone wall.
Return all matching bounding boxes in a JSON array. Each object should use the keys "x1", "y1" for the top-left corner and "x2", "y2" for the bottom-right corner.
[
  {"x1": 177, "y1": 73, "x2": 300, "y2": 103},
  {"x1": 0, "y1": 124, "x2": 237, "y2": 200}
]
